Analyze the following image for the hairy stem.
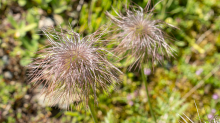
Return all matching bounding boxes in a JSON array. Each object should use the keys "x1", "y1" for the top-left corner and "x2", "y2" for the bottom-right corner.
[
  {"x1": 141, "y1": 64, "x2": 156, "y2": 123},
  {"x1": 88, "y1": 99, "x2": 98, "y2": 123}
]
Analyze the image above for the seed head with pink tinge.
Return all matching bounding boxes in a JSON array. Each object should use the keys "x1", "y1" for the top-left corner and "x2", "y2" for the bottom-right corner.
[
  {"x1": 106, "y1": 0, "x2": 176, "y2": 69},
  {"x1": 28, "y1": 27, "x2": 121, "y2": 109}
]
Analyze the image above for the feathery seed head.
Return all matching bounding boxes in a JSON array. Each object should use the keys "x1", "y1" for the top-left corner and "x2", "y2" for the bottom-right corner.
[
  {"x1": 28, "y1": 27, "x2": 121, "y2": 109},
  {"x1": 106, "y1": 0, "x2": 176, "y2": 69}
]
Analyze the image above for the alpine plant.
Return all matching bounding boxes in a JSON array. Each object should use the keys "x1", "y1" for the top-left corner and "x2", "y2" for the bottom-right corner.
[
  {"x1": 28, "y1": 27, "x2": 121, "y2": 109},
  {"x1": 106, "y1": 0, "x2": 176, "y2": 69}
]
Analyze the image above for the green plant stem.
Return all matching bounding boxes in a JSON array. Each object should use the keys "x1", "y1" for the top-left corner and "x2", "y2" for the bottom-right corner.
[
  {"x1": 88, "y1": 99, "x2": 98, "y2": 123},
  {"x1": 141, "y1": 64, "x2": 156, "y2": 123}
]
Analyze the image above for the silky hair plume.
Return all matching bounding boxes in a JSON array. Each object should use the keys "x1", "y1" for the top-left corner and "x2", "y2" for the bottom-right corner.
[
  {"x1": 28, "y1": 27, "x2": 122, "y2": 109},
  {"x1": 106, "y1": 0, "x2": 177, "y2": 69}
]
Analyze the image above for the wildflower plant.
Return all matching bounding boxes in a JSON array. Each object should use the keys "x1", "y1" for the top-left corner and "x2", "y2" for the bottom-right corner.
[
  {"x1": 106, "y1": 0, "x2": 177, "y2": 122},
  {"x1": 28, "y1": 27, "x2": 121, "y2": 113}
]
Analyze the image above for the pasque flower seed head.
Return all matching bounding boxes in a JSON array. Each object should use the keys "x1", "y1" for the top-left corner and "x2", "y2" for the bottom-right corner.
[
  {"x1": 106, "y1": 0, "x2": 176, "y2": 69},
  {"x1": 28, "y1": 27, "x2": 121, "y2": 109}
]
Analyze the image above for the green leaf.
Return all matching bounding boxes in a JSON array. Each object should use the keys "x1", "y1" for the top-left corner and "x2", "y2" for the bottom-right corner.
[
  {"x1": 20, "y1": 57, "x2": 32, "y2": 66},
  {"x1": 175, "y1": 41, "x2": 186, "y2": 47},
  {"x1": 18, "y1": 0, "x2": 27, "y2": 6},
  {"x1": 7, "y1": 15, "x2": 18, "y2": 28},
  {"x1": 104, "y1": 110, "x2": 116, "y2": 123},
  {"x1": 54, "y1": 6, "x2": 67, "y2": 14},
  {"x1": 65, "y1": 111, "x2": 79, "y2": 117},
  {"x1": 24, "y1": 23, "x2": 37, "y2": 32}
]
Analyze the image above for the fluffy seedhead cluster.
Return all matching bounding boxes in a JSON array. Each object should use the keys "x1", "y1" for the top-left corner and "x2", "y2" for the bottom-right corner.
[
  {"x1": 28, "y1": 27, "x2": 121, "y2": 109},
  {"x1": 106, "y1": 0, "x2": 176, "y2": 69}
]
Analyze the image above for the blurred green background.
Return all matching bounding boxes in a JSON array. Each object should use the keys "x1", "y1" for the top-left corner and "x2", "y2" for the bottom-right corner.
[{"x1": 0, "y1": 0, "x2": 220, "y2": 122}]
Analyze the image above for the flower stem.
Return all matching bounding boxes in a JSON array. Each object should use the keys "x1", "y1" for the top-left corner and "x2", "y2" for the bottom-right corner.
[
  {"x1": 141, "y1": 64, "x2": 157, "y2": 123},
  {"x1": 88, "y1": 99, "x2": 98, "y2": 123}
]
